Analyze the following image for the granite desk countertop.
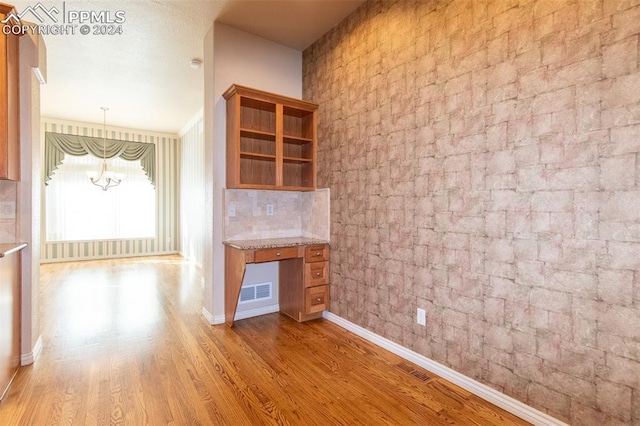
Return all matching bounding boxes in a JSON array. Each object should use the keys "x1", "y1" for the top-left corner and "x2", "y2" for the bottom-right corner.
[
  {"x1": 0, "y1": 242, "x2": 28, "y2": 258},
  {"x1": 223, "y1": 237, "x2": 329, "y2": 250}
]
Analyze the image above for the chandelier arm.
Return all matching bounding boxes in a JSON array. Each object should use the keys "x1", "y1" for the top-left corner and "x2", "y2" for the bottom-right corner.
[{"x1": 88, "y1": 107, "x2": 123, "y2": 191}]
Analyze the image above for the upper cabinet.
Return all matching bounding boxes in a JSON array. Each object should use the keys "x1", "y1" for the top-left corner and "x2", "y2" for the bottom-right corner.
[
  {"x1": 0, "y1": 3, "x2": 20, "y2": 181},
  {"x1": 224, "y1": 84, "x2": 318, "y2": 191}
]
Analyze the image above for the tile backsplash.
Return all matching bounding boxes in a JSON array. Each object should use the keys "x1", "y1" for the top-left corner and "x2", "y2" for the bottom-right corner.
[
  {"x1": 0, "y1": 180, "x2": 17, "y2": 243},
  {"x1": 224, "y1": 188, "x2": 330, "y2": 241}
]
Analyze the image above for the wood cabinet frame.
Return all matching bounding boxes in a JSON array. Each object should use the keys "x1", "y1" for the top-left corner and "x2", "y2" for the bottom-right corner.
[{"x1": 223, "y1": 84, "x2": 318, "y2": 191}]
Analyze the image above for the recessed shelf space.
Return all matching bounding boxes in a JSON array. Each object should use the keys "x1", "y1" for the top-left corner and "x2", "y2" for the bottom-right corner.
[
  {"x1": 240, "y1": 97, "x2": 276, "y2": 134},
  {"x1": 239, "y1": 156, "x2": 276, "y2": 186},
  {"x1": 283, "y1": 106, "x2": 314, "y2": 140},
  {"x1": 283, "y1": 139, "x2": 313, "y2": 161},
  {"x1": 240, "y1": 132, "x2": 276, "y2": 157},
  {"x1": 282, "y1": 161, "x2": 314, "y2": 188}
]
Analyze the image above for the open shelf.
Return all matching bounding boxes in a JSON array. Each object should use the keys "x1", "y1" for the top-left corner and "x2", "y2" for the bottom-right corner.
[
  {"x1": 282, "y1": 161, "x2": 314, "y2": 188},
  {"x1": 283, "y1": 106, "x2": 314, "y2": 140},
  {"x1": 240, "y1": 128, "x2": 276, "y2": 139},
  {"x1": 283, "y1": 157, "x2": 313, "y2": 163},
  {"x1": 225, "y1": 85, "x2": 318, "y2": 191},
  {"x1": 240, "y1": 97, "x2": 276, "y2": 134},
  {"x1": 283, "y1": 135, "x2": 313, "y2": 144},
  {"x1": 241, "y1": 152, "x2": 276, "y2": 160},
  {"x1": 239, "y1": 156, "x2": 276, "y2": 186}
]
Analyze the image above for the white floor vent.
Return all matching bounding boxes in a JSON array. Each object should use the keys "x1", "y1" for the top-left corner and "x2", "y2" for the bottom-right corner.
[{"x1": 239, "y1": 282, "x2": 272, "y2": 304}]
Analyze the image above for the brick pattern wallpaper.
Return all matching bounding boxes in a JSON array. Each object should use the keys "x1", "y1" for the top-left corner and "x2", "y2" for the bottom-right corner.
[{"x1": 303, "y1": 0, "x2": 640, "y2": 423}]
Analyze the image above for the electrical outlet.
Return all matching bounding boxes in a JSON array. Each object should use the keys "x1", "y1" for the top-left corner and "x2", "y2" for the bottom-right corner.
[
  {"x1": 266, "y1": 204, "x2": 274, "y2": 216},
  {"x1": 417, "y1": 308, "x2": 426, "y2": 326},
  {"x1": 228, "y1": 204, "x2": 236, "y2": 217}
]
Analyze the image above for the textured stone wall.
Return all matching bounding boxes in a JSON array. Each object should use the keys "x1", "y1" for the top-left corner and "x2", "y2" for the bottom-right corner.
[{"x1": 303, "y1": 0, "x2": 640, "y2": 423}]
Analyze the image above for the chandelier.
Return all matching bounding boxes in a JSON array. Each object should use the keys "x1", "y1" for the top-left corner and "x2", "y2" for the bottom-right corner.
[{"x1": 88, "y1": 107, "x2": 123, "y2": 191}]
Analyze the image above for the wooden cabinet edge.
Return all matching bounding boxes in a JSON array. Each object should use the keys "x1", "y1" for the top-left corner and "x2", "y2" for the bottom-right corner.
[
  {"x1": 0, "y1": 4, "x2": 20, "y2": 181},
  {"x1": 223, "y1": 84, "x2": 318, "y2": 111}
]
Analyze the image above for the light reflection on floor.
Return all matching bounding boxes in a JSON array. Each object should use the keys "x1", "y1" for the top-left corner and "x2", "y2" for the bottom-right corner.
[{"x1": 42, "y1": 256, "x2": 200, "y2": 346}]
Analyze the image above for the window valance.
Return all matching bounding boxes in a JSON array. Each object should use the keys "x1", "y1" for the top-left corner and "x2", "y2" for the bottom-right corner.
[{"x1": 44, "y1": 132, "x2": 156, "y2": 188}]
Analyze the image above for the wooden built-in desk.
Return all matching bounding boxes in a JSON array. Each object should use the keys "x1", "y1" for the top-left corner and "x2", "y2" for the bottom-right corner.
[{"x1": 224, "y1": 237, "x2": 330, "y2": 327}]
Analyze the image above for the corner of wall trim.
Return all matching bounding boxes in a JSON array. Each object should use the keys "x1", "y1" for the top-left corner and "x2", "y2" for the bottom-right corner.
[
  {"x1": 322, "y1": 312, "x2": 568, "y2": 426},
  {"x1": 201, "y1": 307, "x2": 216, "y2": 325},
  {"x1": 21, "y1": 335, "x2": 43, "y2": 366}
]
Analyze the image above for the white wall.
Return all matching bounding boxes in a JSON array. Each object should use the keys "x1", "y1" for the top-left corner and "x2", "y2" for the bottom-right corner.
[
  {"x1": 19, "y1": 31, "x2": 46, "y2": 364},
  {"x1": 202, "y1": 23, "x2": 302, "y2": 323},
  {"x1": 179, "y1": 112, "x2": 204, "y2": 268}
]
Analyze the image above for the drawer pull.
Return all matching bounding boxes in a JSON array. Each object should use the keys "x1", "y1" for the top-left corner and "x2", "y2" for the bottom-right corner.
[
  {"x1": 315, "y1": 272, "x2": 321, "y2": 277},
  {"x1": 276, "y1": 252, "x2": 281, "y2": 256},
  {"x1": 316, "y1": 298, "x2": 322, "y2": 302},
  {"x1": 316, "y1": 252, "x2": 321, "y2": 256}
]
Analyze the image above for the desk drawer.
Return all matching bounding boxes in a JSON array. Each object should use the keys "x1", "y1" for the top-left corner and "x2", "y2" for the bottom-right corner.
[
  {"x1": 305, "y1": 261, "x2": 329, "y2": 287},
  {"x1": 305, "y1": 245, "x2": 329, "y2": 262},
  {"x1": 254, "y1": 247, "x2": 299, "y2": 263},
  {"x1": 305, "y1": 285, "x2": 328, "y2": 314}
]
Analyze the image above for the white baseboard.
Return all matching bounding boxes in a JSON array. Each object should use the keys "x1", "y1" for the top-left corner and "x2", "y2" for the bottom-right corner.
[
  {"x1": 235, "y1": 304, "x2": 279, "y2": 321},
  {"x1": 202, "y1": 307, "x2": 215, "y2": 325},
  {"x1": 323, "y1": 312, "x2": 567, "y2": 426},
  {"x1": 213, "y1": 314, "x2": 226, "y2": 325},
  {"x1": 40, "y1": 250, "x2": 180, "y2": 264},
  {"x1": 21, "y1": 335, "x2": 43, "y2": 365},
  {"x1": 204, "y1": 305, "x2": 281, "y2": 326}
]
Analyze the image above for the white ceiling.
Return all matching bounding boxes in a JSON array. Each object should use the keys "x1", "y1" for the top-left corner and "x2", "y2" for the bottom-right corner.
[{"x1": 10, "y1": 0, "x2": 364, "y2": 134}]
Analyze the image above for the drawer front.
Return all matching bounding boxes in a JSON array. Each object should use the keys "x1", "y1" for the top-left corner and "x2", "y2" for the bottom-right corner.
[
  {"x1": 305, "y1": 245, "x2": 329, "y2": 262},
  {"x1": 254, "y1": 246, "x2": 299, "y2": 263},
  {"x1": 305, "y1": 285, "x2": 329, "y2": 314},
  {"x1": 305, "y1": 261, "x2": 329, "y2": 287}
]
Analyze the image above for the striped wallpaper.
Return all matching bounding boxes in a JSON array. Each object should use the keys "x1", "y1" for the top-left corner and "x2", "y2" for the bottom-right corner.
[
  {"x1": 41, "y1": 118, "x2": 180, "y2": 263},
  {"x1": 178, "y1": 113, "x2": 204, "y2": 268}
]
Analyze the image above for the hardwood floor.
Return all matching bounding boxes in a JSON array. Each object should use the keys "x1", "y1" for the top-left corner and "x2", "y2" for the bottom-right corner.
[{"x1": 0, "y1": 255, "x2": 530, "y2": 425}]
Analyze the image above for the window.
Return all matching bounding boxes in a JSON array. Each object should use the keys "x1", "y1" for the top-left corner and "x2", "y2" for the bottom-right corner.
[{"x1": 46, "y1": 154, "x2": 156, "y2": 242}]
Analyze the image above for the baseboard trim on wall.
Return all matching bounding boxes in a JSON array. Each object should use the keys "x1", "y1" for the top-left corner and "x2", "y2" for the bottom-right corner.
[
  {"x1": 40, "y1": 250, "x2": 181, "y2": 264},
  {"x1": 202, "y1": 307, "x2": 216, "y2": 325},
  {"x1": 235, "y1": 304, "x2": 279, "y2": 321},
  {"x1": 21, "y1": 335, "x2": 43, "y2": 366},
  {"x1": 204, "y1": 305, "x2": 281, "y2": 326},
  {"x1": 323, "y1": 312, "x2": 567, "y2": 426}
]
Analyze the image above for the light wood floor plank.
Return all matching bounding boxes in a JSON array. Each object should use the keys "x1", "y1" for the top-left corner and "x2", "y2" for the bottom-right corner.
[{"x1": 0, "y1": 255, "x2": 530, "y2": 425}]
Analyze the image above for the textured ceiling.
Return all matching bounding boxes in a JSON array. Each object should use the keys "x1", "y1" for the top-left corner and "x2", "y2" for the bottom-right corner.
[
  {"x1": 216, "y1": 0, "x2": 364, "y2": 51},
  {"x1": 9, "y1": 0, "x2": 364, "y2": 134}
]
